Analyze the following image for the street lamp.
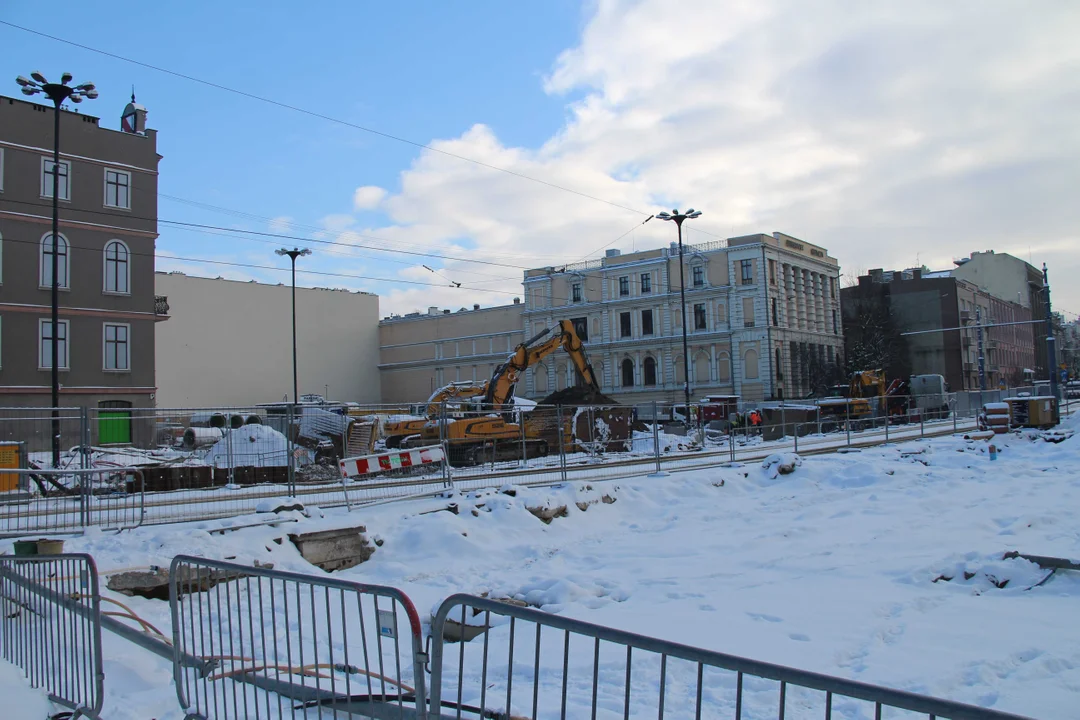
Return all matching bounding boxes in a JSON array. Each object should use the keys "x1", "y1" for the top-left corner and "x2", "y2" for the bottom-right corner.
[
  {"x1": 656, "y1": 208, "x2": 702, "y2": 427},
  {"x1": 17, "y1": 72, "x2": 97, "y2": 465},
  {"x1": 275, "y1": 247, "x2": 311, "y2": 404}
]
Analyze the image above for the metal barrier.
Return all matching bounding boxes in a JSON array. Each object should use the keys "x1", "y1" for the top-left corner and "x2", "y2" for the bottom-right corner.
[
  {"x1": 0, "y1": 467, "x2": 145, "y2": 537},
  {"x1": 429, "y1": 594, "x2": 1030, "y2": 720},
  {"x1": 0, "y1": 553, "x2": 104, "y2": 719},
  {"x1": 169, "y1": 555, "x2": 429, "y2": 719}
]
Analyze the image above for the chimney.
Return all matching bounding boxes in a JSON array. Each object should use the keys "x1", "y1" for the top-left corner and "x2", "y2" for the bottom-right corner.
[
  {"x1": 605, "y1": 249, "x2": 621, "y2": 258},
  {"x1": 869, "y1": 269, "x2": 884, "y2": 283},
  {"x1": 427, "y1": 306, "x2": 439, "y2": 316},
  {"x1": 912, "y1": 268, "x2": 922, "y2": 280},
  {"x1": 513, "y1": 297, "x2": 520, "y2": 304},
  {"x1": 473, "y1": 303, "x2": 480, "y2": 311},
  {"x1": 443, "y1": 309, "x2": 450, "y2": 314}
]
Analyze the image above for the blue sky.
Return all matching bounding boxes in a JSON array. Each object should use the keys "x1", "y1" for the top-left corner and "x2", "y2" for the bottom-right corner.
[{"x1": 3, "y1": 1, "x2": 1080, "y2": 321}]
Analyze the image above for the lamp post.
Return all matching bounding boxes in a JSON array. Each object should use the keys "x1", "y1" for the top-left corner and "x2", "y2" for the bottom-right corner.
[
  {"x1": 17, "y1": 72, "x2": 97, "y2": 465},
  {"x1": 276, "y1": 248, "x2": 311, "y2": 403},
  {"x1": 656, "y1": 208, "x2": 702, "y2": 427}
]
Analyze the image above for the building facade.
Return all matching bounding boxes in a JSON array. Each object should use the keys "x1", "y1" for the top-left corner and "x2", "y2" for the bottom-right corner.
[
  {"x1": 0, "y1": 94, "x2": 164, "y2": 415},
  {"x1": 155, "y1": 272, "x2": 380, "y2": 407},
  {"x1": 379, "y1": 302, "x2": 525, "y2": 404},
  {"x1": 521, "y1": 232, "x2": 843, "y2": 404},
  {"x1": 950, "y1": 251, "x2": 1049, "y2": 377},
  {"x1": 841, "y1": 268, "x2": 1035, "y2": 392}
]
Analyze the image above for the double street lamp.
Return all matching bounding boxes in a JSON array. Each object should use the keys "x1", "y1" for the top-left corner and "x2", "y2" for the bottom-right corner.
[
  {"x1": 276, "y1": 248, "x2": 311, "y2": 404},
  {"x1": 17, "y1": 72, "x2": 97, "y2": 464},
  {"x1": 656, "y1": 208, "x2": 702, "y2": 427}
]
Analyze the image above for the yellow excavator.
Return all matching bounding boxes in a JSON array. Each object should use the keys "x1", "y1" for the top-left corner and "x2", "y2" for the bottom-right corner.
[
  {"x1": 405, "y1": 319, "x2": 601, "y2": 465},
  {"x1": 383, "y1": 381, "x2": 489, "y2": 448}
]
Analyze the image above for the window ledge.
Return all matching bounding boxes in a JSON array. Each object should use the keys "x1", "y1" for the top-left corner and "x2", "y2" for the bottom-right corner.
[
  {"x1": 102, "y1": 290, "x2": 132, "y2": 297},
  {"x1": 39, "y1": 196, "x2": 71, "y2": 203},
  {"x1": 38, "y1": 286, "x2": 71, "y2": 292},
  {"x1": 103, "y1": 204, "x2": 131, "y2": 212},
  {"x1": 103, "y1": 369, "x2": 132, "y2": 374},
  {"x1": 38, "y1": 367, "x2": 70, "y2": 372}
]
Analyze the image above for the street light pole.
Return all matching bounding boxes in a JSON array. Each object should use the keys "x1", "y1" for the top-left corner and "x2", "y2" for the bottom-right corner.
[
  {"x1": 276, "y1": 247, "x2": 311, "y2": 403},
  {"x1": 17, "y1": 72, "x2": 97, "y2": 465},
  {"x1": 656, "y1": 208, "x2": 702, "y2": 426}
]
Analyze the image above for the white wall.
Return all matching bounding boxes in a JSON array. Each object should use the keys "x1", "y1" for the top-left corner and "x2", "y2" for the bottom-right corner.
[{"x1": 155, "y1": 273, "x2": 380, "y2": 408}]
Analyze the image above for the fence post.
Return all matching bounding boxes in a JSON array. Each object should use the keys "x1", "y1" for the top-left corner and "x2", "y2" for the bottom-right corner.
[
  {"x1": 80, "y1": 406, "x2": 91, "y2": 471},
  {"x1": 920, "y1": 405, "x2": 925, "y2": 438},
  {"x1": 557, "y1": 404, "x2": 567, "y2": 483},
  {"x1": 226, "y1": 419, "x2": 235, "y2": 486},
  {"x1": 652, "y1": 400, "x2": 662, "y2": 474},
  {"x1": 885, "y1": 412, "x2": 889, "y2": 443},
  {"x1": 440, "y1": 400, "x2": 451, "y2": 487},
  {"x1": 793, "y1": 423, "x2": 798, "y2": 453},
  {"x1": 846, "y1": 419, "x2": 851, "y2": 446},
  {"x1": 953, "y1": 395, "x2": 958, "y2": 433},
  {"x1": 520, "y1": 403, "x2": 528, "y2": 469}
]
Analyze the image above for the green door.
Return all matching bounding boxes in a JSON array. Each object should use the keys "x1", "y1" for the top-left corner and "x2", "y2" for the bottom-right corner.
[{"x1": 99, "y1": 411, "x2": 132, "y2": 445}]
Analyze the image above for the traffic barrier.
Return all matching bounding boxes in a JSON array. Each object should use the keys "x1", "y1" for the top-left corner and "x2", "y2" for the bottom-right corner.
[{"x1": 339, "y1": 445, "x2": 445, "y2": 478}]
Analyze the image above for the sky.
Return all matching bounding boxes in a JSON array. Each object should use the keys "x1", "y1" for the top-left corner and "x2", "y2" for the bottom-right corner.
[{"x1": 3, "y1": 1, "x2": 1079, "y2": 323}]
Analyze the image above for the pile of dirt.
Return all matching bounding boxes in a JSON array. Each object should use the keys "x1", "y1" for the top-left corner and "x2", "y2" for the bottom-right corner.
[{"x1": 540, "y1": 386, "x2": 619, "y2": 406}]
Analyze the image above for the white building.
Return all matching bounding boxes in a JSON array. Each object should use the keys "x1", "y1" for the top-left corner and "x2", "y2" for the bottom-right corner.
[
  {"x1": 155, "y1": 272, "x2": 380, "y2": 407},
  {"x1": 522, "y1": 232, "x2": 843, "y2": 403}
]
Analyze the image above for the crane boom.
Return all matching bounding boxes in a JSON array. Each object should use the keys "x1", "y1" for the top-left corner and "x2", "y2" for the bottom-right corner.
[{"x1": 484, "y1": 319, "x2": 598, "y2": 409}]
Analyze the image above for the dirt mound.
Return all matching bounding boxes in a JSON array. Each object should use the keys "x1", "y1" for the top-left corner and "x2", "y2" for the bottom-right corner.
[{"x1": 541, "y1": 386, "x2": 619, "y2": 406}]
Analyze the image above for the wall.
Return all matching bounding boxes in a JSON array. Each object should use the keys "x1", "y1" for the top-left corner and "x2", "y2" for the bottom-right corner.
[{"x1": 155, "y1": 273, "x2": 380, "y2": 407}]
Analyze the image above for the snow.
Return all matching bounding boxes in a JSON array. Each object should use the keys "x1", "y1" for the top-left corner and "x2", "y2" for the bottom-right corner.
[
  {"x1": 2, "y1": 414, "x2": 1078, "y2": 718},
  {"x1": 0, "y1": 659, "x2": 56, "y2": 717},
  {"x1": 985, "y1": 402, "x2": 1010, "y2": 411},
  {"x1": 203, "y1": 424, "x2": 290, "y2": 468}
]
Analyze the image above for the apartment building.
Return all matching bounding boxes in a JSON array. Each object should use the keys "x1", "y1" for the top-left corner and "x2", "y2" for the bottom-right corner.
[
  {"x1": 379, "y1": 302, "x2": 525, "y2": 404},
  {"x1": 0, "y1": 94, "x2": 164, "y2": 428},
  {"x1": 841, "y1": 268, "x2": 1036, "y2": 391},
  {"x1": 155, "y1": 272, "x2": 380, "y2": 407},
  {"x1": 521, "y1": 232, "x2": 843, "y2": 403}
]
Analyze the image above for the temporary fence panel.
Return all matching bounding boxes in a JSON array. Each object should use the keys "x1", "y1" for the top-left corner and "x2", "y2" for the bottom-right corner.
[
  {"x1": 0, "y1": 406, "x2": 84, "y2": 459},
  {"x1": 337, "y1": 445, "x2": 452, "y2": 508},
  {"x1": 0, "y1": 553, "x2": 104, "y2": 719},
  {"x1": 169, "y1": 555, "x2": 428, "y2": 719},
  {"x1": 0, "y1": 467, "x2": 145, "y2": 536},
  {"x1": 429, "y1": 593, "x2": 1031, "y2": 720}
]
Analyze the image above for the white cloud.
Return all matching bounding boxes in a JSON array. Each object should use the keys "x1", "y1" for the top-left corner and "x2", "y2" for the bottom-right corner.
[
  {"x1": 268, "y1": 215, "x2": 293, "y2": 233},
  {"x1": 353, "y1": 185, "x2": 388, "y2": 210},
  {"x1": 330, "y1": 0, "x2": 1080, "y2": 318}
]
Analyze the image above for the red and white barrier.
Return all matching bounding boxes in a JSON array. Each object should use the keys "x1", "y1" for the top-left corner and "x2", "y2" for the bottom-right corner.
[{"x1": 339, "y1": 445, "x2": 446, "y2": 478}]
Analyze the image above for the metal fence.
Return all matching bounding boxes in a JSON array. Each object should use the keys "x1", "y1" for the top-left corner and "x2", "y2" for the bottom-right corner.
[
  {"x1": 0, "y1": 389, "x2": 1068, "y2": 534},
  {"x1": 169, "y1": 554, "x2": 428, "y2": 719},
  {"x1": 0, "y1": 553, "x2": 104, "y2": 719},
  {"x1": 429, "y1": 593, "x2": 1031, "y2": 720},
  {"x1": 0, "y1": 467, "x2": 145, "y2": 537}
]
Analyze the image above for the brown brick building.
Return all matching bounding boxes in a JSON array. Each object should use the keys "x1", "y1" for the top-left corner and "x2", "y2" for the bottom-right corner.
[{"x1": 0, "y1": 93, "x2": 164, "y2": 438}]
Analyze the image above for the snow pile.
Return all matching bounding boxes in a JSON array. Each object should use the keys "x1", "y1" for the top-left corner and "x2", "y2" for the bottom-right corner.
[
  {"x1": 629, "y1": 426, "x2": 694, "y2": 453},
  {"x1": 927, "y1": 552, "x2": 1049, "y2": 593},
  {"x1": 761, "y1": 452, "x2": 802, "y2": 478},
  {"x1": 203, "y1": 424, "x2": 290, "y2": 468}
]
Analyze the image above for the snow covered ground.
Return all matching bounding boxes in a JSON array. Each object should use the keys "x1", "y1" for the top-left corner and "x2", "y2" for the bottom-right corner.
[{"x1": 2, "y1": 414, "x2": 1078, "y2": 718}]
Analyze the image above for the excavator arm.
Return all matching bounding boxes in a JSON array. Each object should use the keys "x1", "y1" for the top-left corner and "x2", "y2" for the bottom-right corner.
[
  {"x1": 424, "y1": 381, "x2": 489, "y2": 416},
  {"x1": 484, "y1": 319, "x2": 598, "y2": 410}
]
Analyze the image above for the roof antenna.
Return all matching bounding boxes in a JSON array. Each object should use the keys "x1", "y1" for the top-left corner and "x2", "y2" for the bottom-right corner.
[{"x1": 131, "y1": 85, "x2": 136, "y2": 103}]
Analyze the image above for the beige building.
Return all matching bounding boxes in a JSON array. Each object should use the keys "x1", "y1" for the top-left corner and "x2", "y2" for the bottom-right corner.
[
  {"x1": 155, "y1": 272, "x2": 380, "y2": 407},
  {"x1": 522, "y1": 232, "x2": 843, "y2": 403},
  {"x1": 379, "y1": 302, "x2": 525, "y2": 404}
]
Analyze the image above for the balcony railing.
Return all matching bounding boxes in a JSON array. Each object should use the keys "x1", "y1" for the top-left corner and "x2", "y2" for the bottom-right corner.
[{"x1": 155, "y1": 295, "x2": 170, "y2": 315}]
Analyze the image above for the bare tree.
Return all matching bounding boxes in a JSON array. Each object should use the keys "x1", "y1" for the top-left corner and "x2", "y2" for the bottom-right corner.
[{"x1": 841, "y1": 285, "x2": 911, "y2": 380}]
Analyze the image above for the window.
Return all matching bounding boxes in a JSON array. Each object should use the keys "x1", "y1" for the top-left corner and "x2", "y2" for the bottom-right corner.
[
  {"x1": 619, "y1": 276, "x2": 629, "y2": 296},
  {"x1": 743, "y1": 297, "x2": 755, "y2": 328},
  {"x1": 716, "y1": 303, "x2": 726, "y2": 325},
  {"x1": 104, "y1": 169, "x2": 131, "y2": 209},
  {"x1": 833, "y1": 309, "x2": 838, "y2": 335},
  {"x1": 745, "y1": 349, "x2": 759, "y2": 380},
  {"x1": 640, "y1": 273, "x2": 651, "y2": 293},
  {"x1": 104, "y1": 323, "x2": 130, "y2": 370},
  {"x1": 641, "y1": 309, "x2": 654, "y2": 336},
  {"x1": 571, "y1": 283, "x2": 582, "y2": 303},
  {"x1": 621, "y1": 358, "x2": 635, "y2": 387},
  {"x1": 0, "y1": 147, "x2": 4, "y2": 192},
  {"x1": 39, "y1": 319, "x2": 69, "y2": 370},
  {"x1": 718, "y1": 353, "x2": 731, "y2": 382},
  {"x1": 42, "y1": 158, "x2": 71, "y2": 201},
  {"x1": 620, "y1": 311, "x2": 632, "y2": 338},
  {"x1": 771, "y1": 298, "x2": 778, "y2": 326},
  {"x1": 40, "y1": 233, "x2": 69, "y2": 288},
  {"x1": 644, "y1": 357, "x2": 657, "y2": 386},
  {"x1": 740, "y1": 259, "x2": 754, "y2": 285},
  {"x1": 692, "y1": 265, "x2": 704, "y2": 287},
  {"x1": 775, "y1": 348, "x2": 783, "y2": 381},
  {"x1": 571, "y1": 317, "x2": 588, "y2": 341},
  {"x1": 103, "y1": 240, "x2": 130, "y2": 294},
  {"x1": 769, "y1": 259, "x2": 777, "y2": 285},
  {"x1": 694, "y1": 303, "x2": 707, "y2": 330}
]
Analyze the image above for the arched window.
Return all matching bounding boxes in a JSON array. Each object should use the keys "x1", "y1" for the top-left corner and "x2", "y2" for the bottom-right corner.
[
  {"x1": 592, "y1": 318, "x2": 600, "y2": 337},
  {"x1": 104, "y1": 240, "x2": 130, "y2": 294},
  {"x1": 718, "y1": 352, "x2": 731, "y2": 382},
  {"x1": 695, "y1": 352, "x2": 710, "y2": 383},
  {"x1": 643, "y1": 356, "x2": 657, "y2": 386},
  {"x1": 745, "y1": 349, "x2": 760, "y2": 380},
  {"x1": 40, "y1": 233, "x2": 69, "y2": 288},
  {"x1": 557, "y1": 363, "x2": 568, "y2": 391},
  {"x1": 621, "y1": 358, "x2": 635, "y2": 387},
  {"x1": 533, "y1": 363, "x2": 548, "y2": 394},
  {"x1": 716, "y1": 303, "x2": 726, "y2": 324}
]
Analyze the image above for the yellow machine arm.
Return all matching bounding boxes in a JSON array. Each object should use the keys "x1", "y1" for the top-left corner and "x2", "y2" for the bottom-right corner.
[
  {"x1": 484, "y1": 319, "x2": 598, "y2": 409},
  {"x1": 424, "y1": 381, "x2": 488, "y2": 416},
  {"x1": 849, "y1": 369, "x2": 886, "y2": 398}
]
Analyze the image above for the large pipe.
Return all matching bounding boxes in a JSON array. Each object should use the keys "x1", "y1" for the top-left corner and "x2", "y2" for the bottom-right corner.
[{"x1": 182, "y1": 427, "x2": 225, "y2": 450}]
